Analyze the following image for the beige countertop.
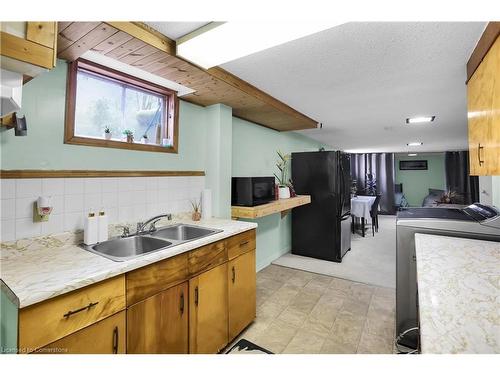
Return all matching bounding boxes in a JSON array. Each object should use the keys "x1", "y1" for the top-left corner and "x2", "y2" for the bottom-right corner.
[
  {"x1": 415, "y1": 234, "x2": 500, "y2": 354},
  {"x1": 0, "y1": 218, "x2": 257, "y2": 308}
]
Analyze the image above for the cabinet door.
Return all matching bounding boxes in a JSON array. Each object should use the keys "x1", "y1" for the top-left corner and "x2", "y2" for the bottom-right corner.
[
  {"x1": 467, "y1": 36, "x2": 499, "y2": 175},
  {"x1": 189, "y1": 263, "x2": 228, "y2": 354},
  {"x1": 228, "y1": 249, "x2": 256, "y2": 342},
  {"x1": 161, "y1": 282, "x2": 188, "y2": 353},
  {"x1": 39, "y1": 311, "x2": 125, "y2": 354},
  {"x1": 127, "y1": 282, "x2": 188, "y2": 354},
  {"x1": 486, "y1": 37, "x2": 500, "y2": 174}
]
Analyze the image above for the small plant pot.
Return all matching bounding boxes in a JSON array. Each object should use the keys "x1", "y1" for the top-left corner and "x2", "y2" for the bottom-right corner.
[
  {"x1": 192, "y1": 211, "x2": 201, "y2": 221},
  {"x1": 104, "y1": 132, "x2": 112, "y2": 140},
  {"x1": 126, "y1": 135, "x2": 134, "y2": 143},
  {"x1": 278, "y1": 186, "x2": 290, "y2": 199}
]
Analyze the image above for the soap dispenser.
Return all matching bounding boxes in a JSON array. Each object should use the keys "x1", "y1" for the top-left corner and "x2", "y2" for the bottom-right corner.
[
  {"x1": 84, "y1": 211, "x2": 98, "y2": 245},
  {"x1": 98, "y1": 209, "x2": 108, "y2": 243}
]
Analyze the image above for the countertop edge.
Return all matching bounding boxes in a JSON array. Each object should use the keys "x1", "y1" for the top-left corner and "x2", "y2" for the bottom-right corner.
[{"x1": 4, "y1": 220, "x2": 258, "y2": 308}]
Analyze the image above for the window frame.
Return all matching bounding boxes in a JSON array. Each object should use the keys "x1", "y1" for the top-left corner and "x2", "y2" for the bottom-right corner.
[{"x1": 64, "y1": 58, "x2": 179, "y2": 154}]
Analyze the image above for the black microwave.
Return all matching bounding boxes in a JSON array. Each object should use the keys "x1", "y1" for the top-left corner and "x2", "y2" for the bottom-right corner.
[{"x1": 231, "y1": 177, "x2": 276, "y2": 207}]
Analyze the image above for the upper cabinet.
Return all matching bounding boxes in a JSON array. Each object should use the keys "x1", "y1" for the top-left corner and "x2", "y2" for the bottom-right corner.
[
  {"x1": 0, "y1": 22, "x2": 57, "y2": 77},
  {"x1": 467, "y1": 23, "x2": 500, "y2": 176}
]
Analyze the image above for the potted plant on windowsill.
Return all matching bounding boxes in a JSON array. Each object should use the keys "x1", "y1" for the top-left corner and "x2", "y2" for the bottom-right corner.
[
  {"x1": 123, "y1": 130, "x2": 134, "y2": 143},
  {"x1": 274, "y1": 150, "x2": 292, "y2": 199},
  {"x1": 104, "y1": 126, "x2": 112, "y2": 140}
]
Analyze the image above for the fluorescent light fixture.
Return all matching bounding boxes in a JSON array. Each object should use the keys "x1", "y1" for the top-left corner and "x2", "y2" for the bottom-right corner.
[
  {"x1": 406, "y1": 116, "x2": 435, "y2": 124},
  {"x1": 407, "y1": 142, "x2": 423, "y2": 147},
  {"x1": 177, "y1": 21, "x2": 341, "y2": 69},
  {"x1": 81, "y1": 51, "x2": 195, "y2": 96},
  {"x1": 408, "y1": 153, "x2": 418, "y2": 157}
]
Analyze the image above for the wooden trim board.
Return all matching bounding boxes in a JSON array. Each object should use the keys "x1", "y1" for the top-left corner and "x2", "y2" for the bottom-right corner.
[
  {"x1": 231, "y1": 195, "x2": 311, "y2": 219},
  {"x1": 0, "y1": 170, "x2": 205, "y2": 179},
  {"x1": 466, "y1": 22, "x2": 500, "y2": 82},
  {"x1": 56, "y1": 22, "x2": 319, "y2": 132}
]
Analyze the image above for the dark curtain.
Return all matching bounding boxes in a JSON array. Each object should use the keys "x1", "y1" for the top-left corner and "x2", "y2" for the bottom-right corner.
[
  {"x1": 350, "y1": 153, "x2": 396, "y2": 214},
  {"x1": 445, "y1": 151, "x2": 479, "y2": 204}
]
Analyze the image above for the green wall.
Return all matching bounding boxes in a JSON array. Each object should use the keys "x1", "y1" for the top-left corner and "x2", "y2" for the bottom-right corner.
[
  {"x1": 1, "y1": 59, "x2": 329, "y2": 272},
  {"x1": 0, "y1": 61, "x2": 207, "y2": 171},
  {"x1": 0, "y1": 283, "x2": 18, "y2": 354},
  {"x1": 232, "y1": 117, "x2": 328, "y2": 270},
  {"x1": 395, "y1": 153, "x2": 446, "y2": 206}
]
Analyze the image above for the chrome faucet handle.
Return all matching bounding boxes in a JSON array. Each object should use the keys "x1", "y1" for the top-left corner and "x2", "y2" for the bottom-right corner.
[
  {"x1": 136, "y1": 222, "x2": 144, "y2": 233},
  {"x1": 117, "y1": 225, "x2": 130, "y2": 237},
  {"x1": 148, "y1": 219, "x2": 161, "y2": 232}
]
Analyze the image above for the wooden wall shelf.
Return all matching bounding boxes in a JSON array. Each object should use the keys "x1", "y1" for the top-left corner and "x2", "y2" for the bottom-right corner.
[{"x1": 231, "y1": 195, "x2": 311, "y2": 220}]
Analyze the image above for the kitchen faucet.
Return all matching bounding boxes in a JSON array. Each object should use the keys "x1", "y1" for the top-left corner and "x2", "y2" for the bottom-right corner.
[{"x1": 136, "y1": 213, "x2": 172, "y2": 234}]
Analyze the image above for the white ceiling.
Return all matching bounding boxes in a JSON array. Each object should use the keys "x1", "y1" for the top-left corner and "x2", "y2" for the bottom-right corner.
[{"x1": 147, "y1": 22, "x2": 486, "y2": 153}]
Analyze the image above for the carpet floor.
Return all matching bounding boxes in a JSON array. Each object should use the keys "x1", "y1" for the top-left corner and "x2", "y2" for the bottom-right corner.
[{"x1": 272, "y1": 215, "x2": 396, "y2": 288}]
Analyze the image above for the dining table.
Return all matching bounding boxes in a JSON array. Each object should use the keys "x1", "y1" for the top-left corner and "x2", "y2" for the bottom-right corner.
[{"x1": 351, "y1": 195, "x2": 377, "y2": 237}]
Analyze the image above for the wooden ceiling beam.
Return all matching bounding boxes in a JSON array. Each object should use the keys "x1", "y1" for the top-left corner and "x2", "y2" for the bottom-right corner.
[
  {"x1": 56, "y1": 21, "x2": 319, "y2": 131},
  {"x1": 106, "y1": 22, "x2": 175, "y2": 55}
]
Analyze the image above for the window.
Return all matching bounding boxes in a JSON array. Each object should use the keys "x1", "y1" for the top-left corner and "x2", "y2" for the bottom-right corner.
[{"x1": 65, "y1": 59, "x2": 178, "y2": 153}]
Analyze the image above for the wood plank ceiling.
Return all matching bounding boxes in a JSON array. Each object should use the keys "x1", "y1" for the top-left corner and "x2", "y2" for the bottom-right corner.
[{"x1": 56, "y1": 22, "x2": 318, "y2": 131}]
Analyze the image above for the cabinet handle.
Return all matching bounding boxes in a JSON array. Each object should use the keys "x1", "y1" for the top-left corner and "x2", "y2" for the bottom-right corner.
[
  {"x1": 63, "y1": 301, "x2": 99, "y2": 319},
  {"x1": 239, "y1": 240, "x2": 249, "y2": 247},
  {"x1": 478, "y1": 143, "x2": 484, "y2": 166},
  {"x1": 232, "y1": 266, "x2": 236, "y2": 284},
  {"x1": 180, "y1": 291, "x2": 185, "y2": 315},
  {"x1": 194, "y1": 286, "x2": 199, "y2": 306},
  {"x1": 112, "y1": 326, "x2": 119, "y2": 354}
]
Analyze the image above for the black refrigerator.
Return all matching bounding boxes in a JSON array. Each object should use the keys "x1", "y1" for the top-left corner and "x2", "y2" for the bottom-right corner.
[{"x1": 291, "y1": 151, "x2": 351, "y2": 262}]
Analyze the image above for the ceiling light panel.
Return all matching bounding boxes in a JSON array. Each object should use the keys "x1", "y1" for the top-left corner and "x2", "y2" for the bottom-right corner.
[
  {"x1": 407, "y1": 142, "x2": 423, "y2": 146},
  {"x1": 177, "y1": 21, "x2": 341, "y2": 69},
  {"x1": 406, "y1": 116, "x2": 436, "y2": 124}
]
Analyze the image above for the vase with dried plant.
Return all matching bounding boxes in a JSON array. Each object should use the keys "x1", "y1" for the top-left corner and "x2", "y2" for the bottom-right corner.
[
  {"x1": 191, "y1": 199, "x2": 201, "y2": 221},
  {"x1": 274, "y1": 150, "x2": 292, "y2": 199}
]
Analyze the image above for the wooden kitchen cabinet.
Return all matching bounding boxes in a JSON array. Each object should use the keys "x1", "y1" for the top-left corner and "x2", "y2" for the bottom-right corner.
[
  {"x1": 228, "y1": 249, "x2": 256, "y2": 342},
  {"x1": 468, "y1": 33, "x2": 500, "y2": 175},
  {"x1": 189, "y1": 262, "x2": 229, "y2": 354},
  {"x1": 127, "y1": 282, "x2": 188, "y2": 354},
  {"x1": 39, "y1": 311, "x2": 126, "y2": 354}
]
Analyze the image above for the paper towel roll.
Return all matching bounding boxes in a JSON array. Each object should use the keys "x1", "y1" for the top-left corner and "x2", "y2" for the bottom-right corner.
[{"x1": 201, "y1": 189, "x2": 212, "y2": 219}]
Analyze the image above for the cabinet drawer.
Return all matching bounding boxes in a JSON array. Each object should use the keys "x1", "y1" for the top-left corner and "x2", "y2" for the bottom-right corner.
[
  {"x1": 227, "y1": 229, "x2": 256, "y2": 260},
  {"x1": 19, "y1": 275, "x2": 126, "y2": 352},
  {"x1": 188, "y1": 240, "x2": 227, "y2": 276},
  {"x1": 37, "y1": 311, "x2": 126, "y2": 354},
  {"x1": 126, "y1": 253, "x2": 188, "y2": 306}
]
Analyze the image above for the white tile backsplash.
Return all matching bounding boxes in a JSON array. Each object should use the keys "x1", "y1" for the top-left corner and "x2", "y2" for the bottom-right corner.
[
  {"x1": 64, "y1": 178, "x2": 84, "y2": 195},
  {"x1": 15, "y1": 197, "x2": 34, "y2": 219},
  {"x1": 15, "y1": 218, "x2": 42, "y2": 239},
  {"x1": 1, "y1": 176, "x2": 205, "y2": 241},
  {"x1": 64, "y1": 195, "x2": 84, "y2": 213},
  {"x1": 1, "y1": 219, "x2": 15, "y2": 242},
  {"x1": 1, "y1": 199, "x2": 16, "y2": 220},
  {"x1": 1, "y1": 180, "x2": 16, "y2": 199},
  {"x1": 16, "y1": 179, "x2": 42, "y2": 198},
  {"x1": 84, "y1": 179, "x2": 102, "y2": 194},
  {"x1": 101, "y1": 178, "x2": 118, "y2": 193},
  {"x1": 42, "y1": 178, "x2": 64, "y2": 196}
]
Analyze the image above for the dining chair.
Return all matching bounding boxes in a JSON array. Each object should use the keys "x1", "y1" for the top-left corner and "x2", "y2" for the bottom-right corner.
[{"x1": 369, "y1": 195, "x2": 382, "y2": 236}]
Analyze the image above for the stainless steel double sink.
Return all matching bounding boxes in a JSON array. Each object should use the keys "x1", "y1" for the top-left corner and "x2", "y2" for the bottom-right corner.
[{"x1": 82, "y1": 224, "x2": 222, "y2": 262}]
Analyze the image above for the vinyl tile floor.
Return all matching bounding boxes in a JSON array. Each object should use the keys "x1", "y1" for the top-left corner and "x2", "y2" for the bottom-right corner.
[{"x1": 236, "y1": 264, "x2": 396, "y2": 354}]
